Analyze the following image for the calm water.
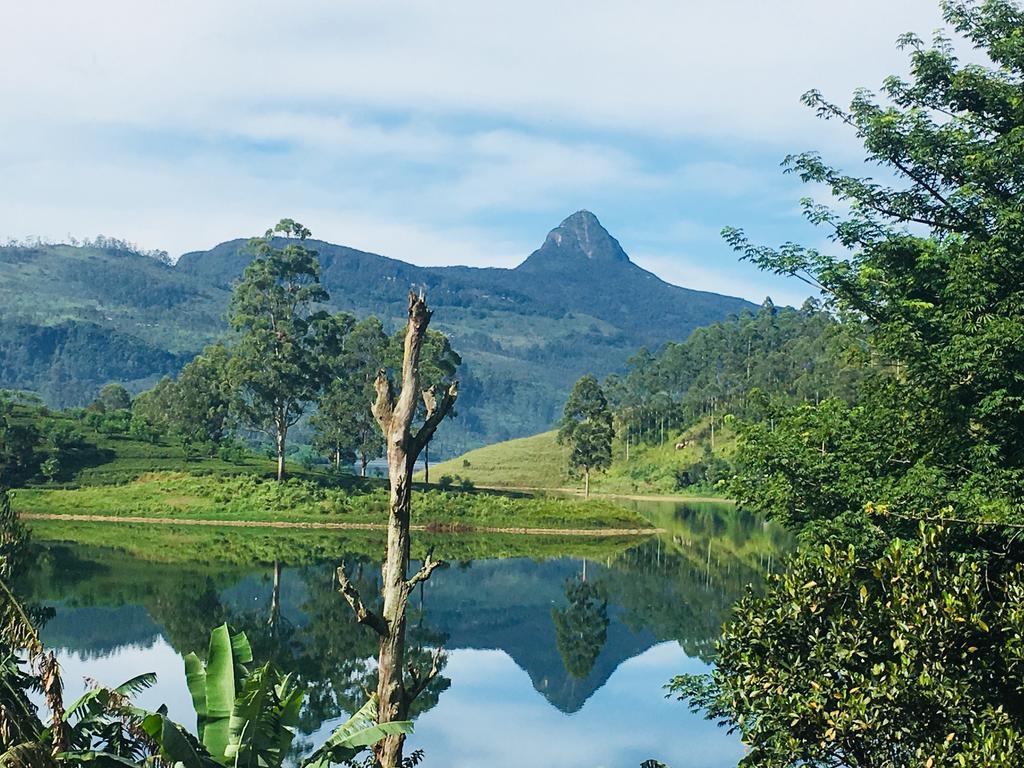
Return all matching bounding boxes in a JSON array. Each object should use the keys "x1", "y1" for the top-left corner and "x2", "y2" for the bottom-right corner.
[{"x1": 20, "y1": 500, "x2": 790, "y2": 768}]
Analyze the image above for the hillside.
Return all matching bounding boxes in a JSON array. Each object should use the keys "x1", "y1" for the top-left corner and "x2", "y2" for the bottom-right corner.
[
  {"x1": 426, "y1": 419, "x2": 738, "y2": 497},
  {"x1": 0, "y1": 211, "x2": 755, "y2": 455}
]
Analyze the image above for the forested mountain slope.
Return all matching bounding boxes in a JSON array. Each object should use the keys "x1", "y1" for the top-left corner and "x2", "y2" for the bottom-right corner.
[{"x1": 0, "y1": 212, "x2": 754, "y2": 455}]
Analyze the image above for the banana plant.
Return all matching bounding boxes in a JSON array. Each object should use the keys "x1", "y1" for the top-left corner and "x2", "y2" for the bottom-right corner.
[
  {"x1": 183, "y1": 624, "x2": 254, "y2": 763},
  {"x1": 2, "y1": 623, "x2": 410, "y2": 768},
  {"x1": 57, "y1": 673, "x2": 159, "y2": 767},
  {"x1": 146, "y1": 624, "x2": 412, "y2": 768},
  {"x1": 301, "y1": 696, "x2": 413, "y2": 768}
]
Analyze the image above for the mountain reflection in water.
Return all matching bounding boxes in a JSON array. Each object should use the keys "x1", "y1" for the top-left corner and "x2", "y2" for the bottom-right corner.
[{"x1": 22, "y1": 500, "x2": 790, "y2": 768}]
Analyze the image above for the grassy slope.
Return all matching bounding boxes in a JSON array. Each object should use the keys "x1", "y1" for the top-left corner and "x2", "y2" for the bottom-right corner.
[
  {"x1": 423, "y1": 418, "x2": 738, "y2": 496},
  {"x1": 15, "y1": 412, "x2": 652, "y2": 532},
  {"x1": 422, "y1": 430, "x2": 571, "y2": 488}
]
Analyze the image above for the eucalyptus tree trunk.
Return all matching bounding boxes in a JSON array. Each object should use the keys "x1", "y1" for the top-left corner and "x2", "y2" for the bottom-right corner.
[
  {"x1": 336, "y1": 292, "x2": 457, "y2": 768},
  {"x1": 274, "y1": 410, "x2": 287, "y2": 482}
]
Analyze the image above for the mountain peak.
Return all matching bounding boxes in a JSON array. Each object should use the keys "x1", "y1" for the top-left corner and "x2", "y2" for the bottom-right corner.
[{"x1": 517, "y1": 210, "x2": 630, "y2": 271}]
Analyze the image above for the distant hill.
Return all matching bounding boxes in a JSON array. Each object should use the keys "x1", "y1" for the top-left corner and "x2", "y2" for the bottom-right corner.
[{"x1": 0, "y1": 212, "x2": 755, "y2": 455}]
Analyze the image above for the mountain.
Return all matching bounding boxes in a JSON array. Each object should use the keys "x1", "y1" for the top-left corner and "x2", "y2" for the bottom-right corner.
[{"x1": 0, "y1": 212, "x2": 755, "y2": 455}]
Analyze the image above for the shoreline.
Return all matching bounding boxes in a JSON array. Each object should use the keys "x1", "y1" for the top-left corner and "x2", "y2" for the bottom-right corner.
[
  {"x1": 470, "y1": 484, "x2": 734, "y2": 505},
  {"x1": 21, "y1": 512, "x2": 661, "y2": 537}
]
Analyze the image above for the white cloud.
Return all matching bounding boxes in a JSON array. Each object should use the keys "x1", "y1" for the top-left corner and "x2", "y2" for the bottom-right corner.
[
  {"x1": 0, "y1": 0, "x2": 960, "y2": 294},
  {"x1": 0, "y1": 1, "x2": 945, "y2": 142}
]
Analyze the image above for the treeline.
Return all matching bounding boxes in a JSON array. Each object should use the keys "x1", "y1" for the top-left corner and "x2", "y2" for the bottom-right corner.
[
  {"x1": 0, "y1": 221, "x2": 461, "y2": 485},
  {"x1": 2, "y1": 233, "x2": 171, "y2": 263},
  {"x1": 607, "y1": 298, "x2": 862, "y2": 440},
  {"x1": 582, "y1": 299, "x2": 864, "y2": 489}
]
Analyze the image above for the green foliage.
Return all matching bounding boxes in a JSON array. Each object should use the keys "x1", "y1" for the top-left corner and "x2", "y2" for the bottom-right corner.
[
  {"x1": 558, "y1": 376, "x2": 614, "y2": 489},
  {"x1": 673, "y1": 527, "x2": 1024, "y2": 767},
  {"x1": 0, "y1": 488, "x2": 27, "y2": 581},
  {"x1": 226, "y1": 221, "x2": 349, "y2": 477},
  {"x1": 0, "y1": 401, "x2": 42, "y2": 487},
  {"x1": 312, "y1": 317, "x2": 389, "y2": 472},
  {"x1": 161, "y1": 625, "x2": 406, "y2": 768},
  {"x1": 608, "y1": 301, "x2": 861, "y2": 447},
  {"x1": 169, "y1": 345, "x2": 233, "y2": 456},
  {"x1": 90, "y1": 384, "x2": 131, "y2": 413},
  {"x1": 679, "y1": 4, "x2": 1024, "y2": 764},
  {"x1": 184, "y1": 624, "x2": 256, "y2": 762},
  {"x1": 303, "y1": 696, "x2": 412, "y2": 768},
  {"x1": 3, "y1": 615, "x2": 410, "y2": 768},
  {"x1": 724, "y1": 0, "x2": 1024, "y2": 515},
  {"x1": 58, "y1": 673, "x2": 161, "y2": 767}
]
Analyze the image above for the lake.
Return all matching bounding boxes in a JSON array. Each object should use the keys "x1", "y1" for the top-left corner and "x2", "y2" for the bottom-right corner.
[{"x1": 19, "y1": 500, "x2": 790, "y2": 768}]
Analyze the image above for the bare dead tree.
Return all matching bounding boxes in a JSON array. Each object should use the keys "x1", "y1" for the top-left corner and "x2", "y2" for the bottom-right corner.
[{"x1": 336, "y1": 291, "x2": 457, "y2": 768}]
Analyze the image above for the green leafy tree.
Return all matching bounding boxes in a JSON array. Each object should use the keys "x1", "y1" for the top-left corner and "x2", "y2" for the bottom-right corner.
[
  {"x1": 226, "y1": 220, "x2": 346, "y2": 481},
  {"x1": 131, "y1": 376, "x2": 177, "y2": 438},
  {"x1": 673, "y1": 527, "x2": 1024, "y2": 767},
  {"x1": 170, "y1": 344, "x2": 233, "y2": 459},
  {"x1": 91, "y1": 383, "x2": 132, "y2": 413},
  {"x1": 311, "y1": 386, "x2": 361, "y2": 472},
  {"x1": 725, "y1": 0, "x2": 1024, "y2": 517},
  {"x1": 558, "y1": 375, "x2": 614, "y2": 497},
  {"x1": 676, "y1": 3, "x2": 1024, "y2": 765},
  {"x1": 0, "y1": 403, "x2": 41, "y2": 487},
  {"x1": 313, "y1": 317, "x2": 389, "y2": 474}
]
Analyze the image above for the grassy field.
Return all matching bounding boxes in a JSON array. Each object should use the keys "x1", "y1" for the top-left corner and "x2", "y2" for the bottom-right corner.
[
  {"x1": 11, "y1": 404, "x2": 663, "y2": 534},
  {"x1": 423, "y1": 418, "x2": 738, "y2": 496},
  {"x1": 423, "y1": 430, "x2": 571, "y2": 488},
  {"x1": 14, "y1": 471, "x2": 653, "y2": 532}
]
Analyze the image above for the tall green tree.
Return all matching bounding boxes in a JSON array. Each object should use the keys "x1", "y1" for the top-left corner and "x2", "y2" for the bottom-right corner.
[
  {"x1": 313, "y1": 317, "x2": 390, "y2": 474},
  {"x1": 558, "y1": 375, "x2": 614, "y2": 497},
  {"x1": 0, "y1": 402, "x2": 41, "y2": 487},
  {"x1": 226, "y1": 220, "x2": 347, "y2": 481},
  {"x1": 171, "y1": 344, "x2": 233, "y2": 458},
  {"x1": 132, "y1": 346, "x2": 234, "y2": 459}
]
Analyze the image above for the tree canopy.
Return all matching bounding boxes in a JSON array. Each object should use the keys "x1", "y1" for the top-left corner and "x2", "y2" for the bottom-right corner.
[
  {"x1": 674, "y1": 2, "x2": 1024, "y2": 764},
  {"x1": 226, "y1": 220, "x2": 349, "y2": 481},
  {"x1": 558, "y1": 375, "x2": 614, "y2": 497}
]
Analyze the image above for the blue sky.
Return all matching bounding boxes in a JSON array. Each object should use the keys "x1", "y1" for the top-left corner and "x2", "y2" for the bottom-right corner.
[{"x1": 0, "y1": 0, "x2": 952, "y2": 305}]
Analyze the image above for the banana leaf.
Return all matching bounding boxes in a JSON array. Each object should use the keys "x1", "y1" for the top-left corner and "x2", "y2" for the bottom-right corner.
[{"x1": 301, "y1": 696, "x2": 413, "y2": 768}]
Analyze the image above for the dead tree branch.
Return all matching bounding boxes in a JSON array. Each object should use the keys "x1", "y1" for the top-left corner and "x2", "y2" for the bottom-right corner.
[
  {"x1": 371, "y1": 369, "x2": 395, "y2": 433},
  {"x1": 406, "y1": 547, "x2": 446, "y2": 590},
  {"x1": 412, "y1": 382, "x2": 459, "y2": 458},
  {"x1": 336, "y1": 565, "x2": 388, "y2": 637},
  {"x1": 405, "y1": 647, "x2": 444, "y2": 704}
]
